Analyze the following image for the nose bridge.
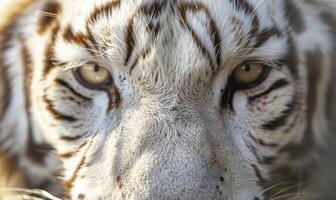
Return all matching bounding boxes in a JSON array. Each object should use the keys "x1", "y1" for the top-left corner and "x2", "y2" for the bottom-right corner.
[
  {"x1": 108, "y1": 98, "x2": 219, "y2": 198},
  {"x1": 128, "y1": 99, "x2": 212, "y2": 166},
  {"x1": 137, "y1": 98, "x2": 206, "y2": 143},
  {"x1": 120, "y1": 104, "x2": 216, "y2": 197}
]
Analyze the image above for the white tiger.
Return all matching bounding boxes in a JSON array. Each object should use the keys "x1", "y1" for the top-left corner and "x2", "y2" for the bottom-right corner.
[{"x1": 0, "y1": 0, "x2": 335, "y2": 199}]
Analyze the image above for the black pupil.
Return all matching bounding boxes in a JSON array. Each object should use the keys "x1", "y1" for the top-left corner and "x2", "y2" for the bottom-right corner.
[
  {"x1": 243, "y1": 64, "x2": 251, "y2": 72},
  {"x1": 94, "y1": 65, "x2": 100, "y2": 72}
]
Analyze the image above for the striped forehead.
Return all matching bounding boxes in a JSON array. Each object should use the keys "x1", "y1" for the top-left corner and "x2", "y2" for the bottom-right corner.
[{"x1": 51, "y1": 0, "x2": 288, "y2": 71}]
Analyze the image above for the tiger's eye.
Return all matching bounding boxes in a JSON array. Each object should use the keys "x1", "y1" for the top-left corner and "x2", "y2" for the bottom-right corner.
[
  {"x1": 233, "y1": 63, "x2": 266, "y2": 85},
  {"x1": 75, "y1": 64, "x2": 112, "y2": 89}
]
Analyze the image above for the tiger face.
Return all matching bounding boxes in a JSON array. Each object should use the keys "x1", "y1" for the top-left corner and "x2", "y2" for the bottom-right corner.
[{"x1": 0, "y1": 0, "x2": 334, "y2": 199}]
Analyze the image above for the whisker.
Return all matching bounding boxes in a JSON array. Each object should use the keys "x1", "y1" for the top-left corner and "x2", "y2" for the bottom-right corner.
[
  {"x1": 37, "y1": 11, "x2": 58, "y2": 17},
  {"x1": 267, "y1": 184, "x2": 303, "y2": 200},
  {"x1": 0, "y1": 188, "x2": 62, "y2": 200},
  {"x1": 253, "y1": 0, "x2": 268, "y2": 13},
  {"x1": 256, "y1": 181, "x2": 293, "y2": 198},
  {"x1": 268, "y1": 192, "x2": 317, "y2": 200}
]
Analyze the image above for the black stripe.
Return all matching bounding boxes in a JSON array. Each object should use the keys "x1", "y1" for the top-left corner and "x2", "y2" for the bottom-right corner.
[
  {"x1": 284, "y1": 0, "x2": 306, "y2": 34},
  {"x1": 321, "y1": 11, "x2": 336, "y2": 132},
  {"x1": 124, "y1": 15, "x2": 136, "y2": 66},
  {"x1": 280, "y1": 48, "x2": 324, "y2": 158},
  {"x1": 261, "y1": 98, "x2": 296, "y2": 131},
  {"x1": 43, "y1": 94, "x2": 78, "y2": 122},
  {"x1": 141, "y1": 1, "x2": 165, "y2": 34},
  {"x1": 283, "y1": 37, "x2": 300, "y2": 79},
  {"x1": 229, "y1": 0, "x2": 254, "y2": 14},
  {"x1": 249, "y1": 79, "x2": 290, "y2": 102},
  {"x1": 248, "y1": 132, "x2": 279, "y2": 148},
  {"x1": 55, "y1": 79, "x2": 92, "y2": 101},
  {"x1": 260, "y1": 156, "x2": 276, "y2": 165},
  {"x1": 209, "y1": 12, "x2": 221, "y2": 66},
  {"x1": 178, "y1": 2, "x2": 216, "y2": 70},
  {"x1": 252, "y1": 164, "x2": 266, "y2": 184},
  {"x1": 254, "y1": 27, "x2": 281, "y2": 48},
  {"x1": 229, "y1": 0, "x2": 260, "y2": 37}
]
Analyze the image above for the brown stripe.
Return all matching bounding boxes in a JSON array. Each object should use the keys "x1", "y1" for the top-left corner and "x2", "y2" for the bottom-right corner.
[
  {"x1": 20, "y1": 36, "x2": 33, "y2": 121},
  {"x1": 38, "y1": 1, "x2": 61, "y2": 35},
  {"x1": 63, "y1": 26, "x2": 89, "y2": 48},
  {"x1": 63, "y1": 139, "x2": 93, "y2": 196},
  {"x1": 57, "y1": 140, "x2": 88, "y2": 159},
  {"x1": 78, "y1": 194, "x2": 86, "y2": 200},
  {"x1": 107, "y1": 83, "x2": 121, "y2": 112},
  {"x1": 59, "y1": 133, "x2": 88, "y2": 142},
  {"x1": 85, "y1": 1, "x2": 122, "y2": 54},
  {"x1": 43, "y1": 94, "x2": 78, "y2": 122},
  {"x1": 0, "y1": 151, "x2": 28, "y2": 188},
  {"x1": 87, "y1": 0, "x2": 121, "y2": 25},
  {"x1": 128, "y1": 2, "x2": 166, "y2": 71},
  {"x1": 58, "y1": 152, "x2": 74, "y2": 159},
  {"x1": 63, "y1": 155, "x2": 86, "y2": 195},
  {"x1": 178, "y1": 2, "x2": 216, "y2": 70},
  {"x1": 20, "y1": 36, "x2": 52, "y2": 165},
  {"x1": 85, "y1": 26, "x2": 99, "y2": 52},
  {"x1": 43, "y1": 22, "x2": 60, "y2": 76}
]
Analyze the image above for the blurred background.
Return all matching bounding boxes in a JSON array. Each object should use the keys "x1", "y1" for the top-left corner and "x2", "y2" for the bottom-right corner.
[{"x1": 0, "y1": 0, "x2": 336, "y2": 199}]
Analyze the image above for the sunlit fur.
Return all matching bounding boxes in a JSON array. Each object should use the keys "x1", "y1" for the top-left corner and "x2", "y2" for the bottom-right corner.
[{"x1": 0, "y1": 0, "x2": 335, "y2": 199}]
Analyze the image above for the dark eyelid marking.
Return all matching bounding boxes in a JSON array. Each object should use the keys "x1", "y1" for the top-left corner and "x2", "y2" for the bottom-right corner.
[
  {"x1": 248, "y1": 79, "x2": 290, "y2": 103},
  {"x1": 55, "y1": 79, "x2": 92, "y2": 102}
]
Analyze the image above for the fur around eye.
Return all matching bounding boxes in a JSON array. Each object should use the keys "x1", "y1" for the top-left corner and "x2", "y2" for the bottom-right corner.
[{"x1": 221, "y1": 63, "x2": 272, "y2": 110}]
